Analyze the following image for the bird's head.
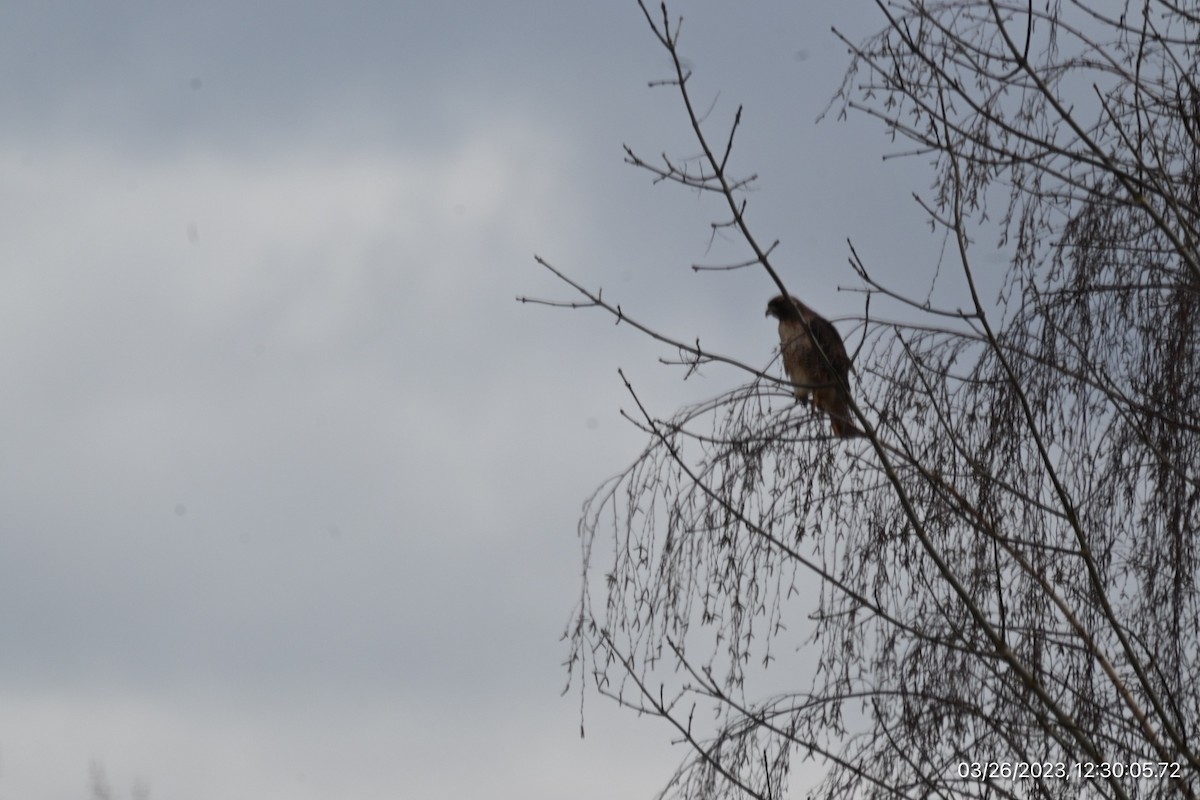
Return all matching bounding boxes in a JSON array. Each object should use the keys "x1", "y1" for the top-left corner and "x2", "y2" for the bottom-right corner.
[{"x1": 765, "y1": 294, "x2": 802, "y2": 321}]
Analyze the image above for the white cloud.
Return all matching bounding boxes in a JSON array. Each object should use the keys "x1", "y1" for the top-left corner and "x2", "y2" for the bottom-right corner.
[{"x1": 0, "y1": 114, "x2": 653, "y2": 797}]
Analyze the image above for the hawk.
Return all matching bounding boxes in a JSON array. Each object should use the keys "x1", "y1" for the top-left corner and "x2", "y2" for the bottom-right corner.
[{"x1": 765, "y1": 294, "x2": 862, "y2": 438}]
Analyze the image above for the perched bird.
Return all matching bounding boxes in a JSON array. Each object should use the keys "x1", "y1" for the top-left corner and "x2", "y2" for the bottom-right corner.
[{"x1": 765, "y1": 294, "x2": 862, "y2": 438}]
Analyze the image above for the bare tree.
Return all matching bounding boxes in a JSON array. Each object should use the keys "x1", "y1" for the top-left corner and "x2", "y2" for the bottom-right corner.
[
  {"x1": 89, "y1": 761, "x2": 150, "y2": 800},
  {"x1": 523, "y1": 1, "x2": 1199, "y2": 798}
]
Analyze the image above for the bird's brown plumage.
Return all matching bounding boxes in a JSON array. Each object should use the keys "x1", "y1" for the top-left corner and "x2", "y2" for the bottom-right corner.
[{"x1": 765, "y1": 294, "x2": 861, "y2": 438}]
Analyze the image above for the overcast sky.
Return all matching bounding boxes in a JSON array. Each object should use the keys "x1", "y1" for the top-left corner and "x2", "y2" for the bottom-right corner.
[{"x1": 0, "y1": 3, "x2": 942, "y2": 798}]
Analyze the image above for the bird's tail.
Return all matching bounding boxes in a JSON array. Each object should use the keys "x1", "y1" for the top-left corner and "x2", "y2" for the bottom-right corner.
[{"x1": 830, "y1": 417, "x2": 865, "y2": 439}]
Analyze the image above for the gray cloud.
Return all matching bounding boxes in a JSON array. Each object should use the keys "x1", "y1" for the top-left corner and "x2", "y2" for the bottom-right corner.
[{"x1": 0, "y1": 2, "x2": 945, "y2": 798}]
